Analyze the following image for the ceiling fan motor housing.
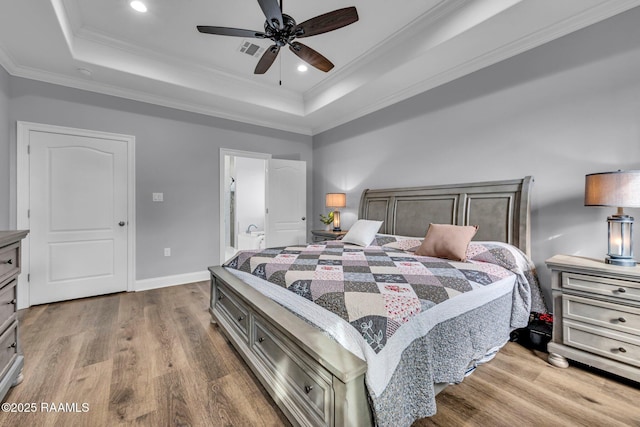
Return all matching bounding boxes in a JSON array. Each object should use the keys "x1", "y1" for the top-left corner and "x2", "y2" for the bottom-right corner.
[{"x1": 264, "y1": 14, "x2": 297, "y2": 46}]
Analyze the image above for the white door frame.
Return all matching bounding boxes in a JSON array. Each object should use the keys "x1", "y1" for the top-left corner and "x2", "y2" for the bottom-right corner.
[
  {"x1": 219, "y1": 148, "x2": 271, "y2": 264},
  {"x1": 16, "y1": 121, "x2": 136, "y2": 309}
]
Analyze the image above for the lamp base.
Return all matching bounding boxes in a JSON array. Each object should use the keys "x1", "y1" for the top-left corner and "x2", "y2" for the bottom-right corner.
[
  {"x1": 605, "y1": 256, "x2": 637, "y2": 267},
  {"x1": 332, "y1": 210, "x2": 341, "y2": 233}
]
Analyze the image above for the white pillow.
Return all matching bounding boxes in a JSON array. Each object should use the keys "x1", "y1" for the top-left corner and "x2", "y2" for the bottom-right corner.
[{"x1": 341, "y1": 220, "x2": 383, "y2": 246}]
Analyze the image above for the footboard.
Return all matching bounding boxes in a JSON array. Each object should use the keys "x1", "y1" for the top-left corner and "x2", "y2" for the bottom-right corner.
[{"x1": 208, "y1": 266, "x2": 372, "y2": 427}]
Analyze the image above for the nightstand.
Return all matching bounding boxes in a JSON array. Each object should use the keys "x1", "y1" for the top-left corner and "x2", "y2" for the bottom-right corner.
[
  {"x1": 310, "y1": 229, "x2": 347, "y2": 243},
  {"x1": 546, "y1": 255, "x2": 640, "y2": 382}
]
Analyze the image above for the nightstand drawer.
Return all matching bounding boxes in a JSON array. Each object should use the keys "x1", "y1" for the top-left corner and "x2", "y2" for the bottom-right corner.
[
  {"x1": 563, "y1": 294, "x2": 640, "y2": 336},
  {"x1": 562, "y1": 272, "x2": 640, "y2": 302},
  {"x1": 564, "y1": 319, "x2": 640, "y2": 368}
]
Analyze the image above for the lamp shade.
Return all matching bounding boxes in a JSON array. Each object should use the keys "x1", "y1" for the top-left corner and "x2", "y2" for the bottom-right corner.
[
  {"x1": 585, "y1": 170, "x2": 640, "y2": 207},
  {"x1": 325, "y1": 193, "x2": 346, "y2": 208}
]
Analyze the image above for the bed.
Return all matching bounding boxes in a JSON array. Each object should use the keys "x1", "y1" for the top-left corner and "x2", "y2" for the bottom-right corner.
[{"x1": 208, "y1": 176, "x2": 545, "y2": 427}]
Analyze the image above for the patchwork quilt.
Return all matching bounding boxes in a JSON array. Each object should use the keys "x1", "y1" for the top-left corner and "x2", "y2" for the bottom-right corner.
[{"x1": 224, "y1": 239, "x2": 545, "y2": 355}]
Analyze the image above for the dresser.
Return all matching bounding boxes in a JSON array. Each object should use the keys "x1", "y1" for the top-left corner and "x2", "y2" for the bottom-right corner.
[
  {"x1": 0, "y1": 230, "x2": 28, "y2": 402},
  {"x1": 546, "y1": 255, "x2": 640, "y2": 382}
]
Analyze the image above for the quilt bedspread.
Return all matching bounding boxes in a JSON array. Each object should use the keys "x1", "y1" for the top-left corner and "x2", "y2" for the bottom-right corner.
[{"x1": 224, "y1": 240, "x2": 540, "y2": 355}]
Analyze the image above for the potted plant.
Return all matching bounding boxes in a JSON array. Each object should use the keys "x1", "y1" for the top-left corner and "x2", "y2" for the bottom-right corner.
[{"x1": 319, "y1": 211, "x2": 334, "y2": 231}]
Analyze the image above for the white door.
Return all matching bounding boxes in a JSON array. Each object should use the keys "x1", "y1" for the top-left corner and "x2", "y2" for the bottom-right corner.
[
  {"x1": 266, "y1": 159, "x2": 307, "y2": 247},
  {"x1": 26, "y1": 126, "x2": 131, "y2": 305}
]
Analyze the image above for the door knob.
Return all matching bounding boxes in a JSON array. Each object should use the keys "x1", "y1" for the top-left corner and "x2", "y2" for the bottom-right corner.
[
  {"x1": 119, "y1": 221, "x2": 126, "y2": 227},
  {"x1": 301, "y1": 217, "x2": 306, "y2": 221}
]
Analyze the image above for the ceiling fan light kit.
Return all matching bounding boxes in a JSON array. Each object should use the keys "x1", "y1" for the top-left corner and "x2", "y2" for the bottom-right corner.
[{"x1": 197, "y1": 0, "x2": 358, "y2": 74}]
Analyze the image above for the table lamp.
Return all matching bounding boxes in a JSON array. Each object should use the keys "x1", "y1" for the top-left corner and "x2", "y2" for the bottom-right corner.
[
  {"x1": 585, "y1": 170, "x2": 640, "y2": 266},
  {"x1": 325, "y1": 193, "x2": 346, "y2": 232}
]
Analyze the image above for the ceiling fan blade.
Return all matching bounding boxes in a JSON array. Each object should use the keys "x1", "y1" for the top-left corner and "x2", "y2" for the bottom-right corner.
[
  {"x1": 255, "y1": 45, "x2": 280, "y2": 74},
  {"x1": 197, "y1": 26, "x2": 265, "y2": 38},
  {"x1": 257, "y1": 0, "x2": 284, "y2": 29},
  {"x1": 289, "y1": 42, "x2": 334, "y2": 72},
  {"x1": 295, "y1": 7, "x2": 358, "y2": 38}
]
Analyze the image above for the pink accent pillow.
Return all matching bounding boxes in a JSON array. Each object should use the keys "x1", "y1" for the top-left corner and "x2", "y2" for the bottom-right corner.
[{"x1": 414, "y1": 224, "x2": 479, "y2": 261}]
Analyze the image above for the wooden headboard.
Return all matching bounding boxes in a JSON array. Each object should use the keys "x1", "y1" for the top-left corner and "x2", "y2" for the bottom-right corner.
[{"x1": 358, "y1": 176, "x2": 533, "y2": 256}]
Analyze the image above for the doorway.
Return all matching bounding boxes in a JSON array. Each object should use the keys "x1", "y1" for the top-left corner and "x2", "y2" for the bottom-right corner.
[
  {"x1": 220, "y1": 149, "x2": 269, "y2": 263},
  {"x1": 219, "y1": 149, "x2": 307, "y2": 264},
  {"x1": 16, "y1": 122, "x2": 135, "y2": 308}
]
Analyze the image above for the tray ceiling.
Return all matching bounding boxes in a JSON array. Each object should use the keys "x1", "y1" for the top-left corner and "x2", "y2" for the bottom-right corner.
[{"x1": 1, "y1": 0, "x2": 639, "y2": 135}]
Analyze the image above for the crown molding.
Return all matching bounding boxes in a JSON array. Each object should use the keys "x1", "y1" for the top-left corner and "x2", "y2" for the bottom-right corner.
[
  {"x1": 309, "y1": 0, "x2": 640, "y2": 134},
  {"x1": 2, "y1": 61, "x2": 312, "y2": 135},
  {"x1": 4, "y1": 0, "x2": 640, "y2": 136}
]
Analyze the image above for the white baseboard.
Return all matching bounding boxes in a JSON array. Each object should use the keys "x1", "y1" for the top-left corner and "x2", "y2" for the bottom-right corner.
[{"x1": 135, "y1": 270, "x2": 210, "y2": 292}]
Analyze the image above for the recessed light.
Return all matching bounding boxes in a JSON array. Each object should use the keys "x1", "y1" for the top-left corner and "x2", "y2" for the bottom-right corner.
[
  {"x1": 130, "y1": 1, "x2": 147, "y2": 13},
  {"x1": 297, "y1": 64, "x2": 308, "y2": 72}
]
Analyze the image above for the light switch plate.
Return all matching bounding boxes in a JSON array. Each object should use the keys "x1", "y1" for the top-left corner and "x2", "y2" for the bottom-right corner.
[{"x1": 153, "y1": 192, "x2": 164, "y2": 202}]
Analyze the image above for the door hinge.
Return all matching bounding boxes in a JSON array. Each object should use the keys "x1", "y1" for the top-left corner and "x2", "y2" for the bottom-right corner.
[
  {"x1": 27, "y1": 145, "x2": 30, "y2": 154},
  {"x1": 27, "y1": 209, "x2": 30, "y2": 218},
  {"x1": 27, "y1": 273, "x2": 30, "y2": 282},
  {"x1": 266, "y1": 208, "x2": 269, "y2": 214}
]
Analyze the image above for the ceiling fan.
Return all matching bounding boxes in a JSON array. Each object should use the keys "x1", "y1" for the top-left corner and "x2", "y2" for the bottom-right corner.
[{"x1": 197, "y1": 0, "x2": 358, "y2": 74}]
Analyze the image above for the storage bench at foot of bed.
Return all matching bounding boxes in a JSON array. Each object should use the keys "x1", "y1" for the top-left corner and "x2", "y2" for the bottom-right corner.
[{"x1": 209, "y1": 266, "x2": 372, "y2": 427}]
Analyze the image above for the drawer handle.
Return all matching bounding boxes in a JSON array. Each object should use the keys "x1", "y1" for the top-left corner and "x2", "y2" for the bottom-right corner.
[
  {"x1": 0, "y1": 259, "x2": 12, "y2": 265},
  {"x1": 258, "y1": 337, "x2": 265, "y2": 343},
  {"x1": 8, "y1": 342, "x2": 16, "y2": 349},
  {"x1": 617, "y1": 287, "x2": 627, "y2": 293},
  {"x1": 218, "y1": 294, "x2": 224, "y2": 300},
  {"x1": 618, "y1": 347, "x2": 627, "y2": 353},
  {"x1": 304, "y1": 385, "x2": 313, "y2": 394},
  {"x1": 618, "y1": 317, "x2": 627, "y2": 323},
  {"x1": 237, "y1": 316, "x2": 244, "y2": 322}
]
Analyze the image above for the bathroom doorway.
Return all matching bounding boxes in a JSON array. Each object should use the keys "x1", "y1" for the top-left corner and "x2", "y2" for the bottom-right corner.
[
  {"x1": 220, "y1": 149, "x2": 269, "y2": 263},
  {"x1": 219, "y1": 149, "x2": 308, "y2": 264}
]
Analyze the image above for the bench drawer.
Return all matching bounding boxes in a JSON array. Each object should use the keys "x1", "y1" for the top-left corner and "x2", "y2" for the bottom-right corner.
[
  {"x1": 215, "y1": 281, "x2": 249, "y2": 341},
  {"x1": 252, "y1": 317, "x2": 332, "y2": 426}
]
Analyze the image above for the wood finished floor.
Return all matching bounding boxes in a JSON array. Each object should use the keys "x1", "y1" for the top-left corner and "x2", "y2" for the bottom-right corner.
[{"x1": 2, "y1": 282, "x2": 639, "y2": 427}]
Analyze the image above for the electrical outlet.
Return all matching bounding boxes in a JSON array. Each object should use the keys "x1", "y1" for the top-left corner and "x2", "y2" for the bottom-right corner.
[
  {"x1": 164, "y1": 248, "x2": 171, "y2": 257},
  {"x1": 153, "y1": 192, "x2": 164, "y2": 202}
]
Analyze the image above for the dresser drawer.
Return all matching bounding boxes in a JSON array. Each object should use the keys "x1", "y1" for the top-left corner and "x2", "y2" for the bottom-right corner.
[
  {"x1": 0, "y1": 243, "x2": 20, "y2": 286},
  {"x1": 0, "y1": 280, "x2": 17, "y2": 332},
  {"x1": 562, "y1": 272, "x2": 640, "y2": 302},
  {"x1": 563, "y1": 319, "x2": 640, "y2": 368},
  {"x1": 215, "y1": 281, "x2": 249, "y2": 341},
  {"x1": 0, "y1": 321, "x2": 18, "y2": 379},
  {"x1": 252, "y1": 317, "x2": 332, "y2": 425}
]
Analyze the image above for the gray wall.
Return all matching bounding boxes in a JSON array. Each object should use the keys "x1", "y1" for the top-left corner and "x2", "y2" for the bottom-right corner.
[
  {"x1": 0, "y1": 67, "x2": 9, "y2": 229},
  {"x1": 5, "y1": 77, "x2": 312, "y2": 280},
  {"x1": 313, "y1": 8, "x2": 640, "y2": 306}
]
